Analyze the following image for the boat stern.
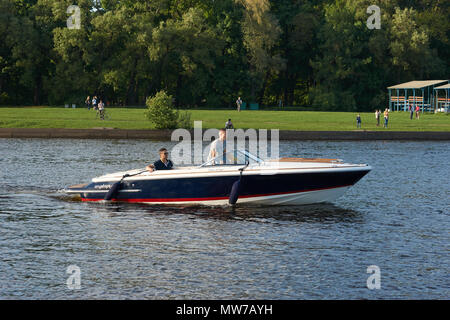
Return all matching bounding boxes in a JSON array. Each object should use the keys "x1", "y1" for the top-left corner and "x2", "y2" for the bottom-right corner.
[{"x1": 64, "y1": 183, "x2": 89, "y2": 195}]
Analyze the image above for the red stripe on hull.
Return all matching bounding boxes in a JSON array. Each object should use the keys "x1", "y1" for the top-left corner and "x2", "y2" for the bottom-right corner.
[{"x1": 80, "y1": 184, "x2": 353, "y2": 203}]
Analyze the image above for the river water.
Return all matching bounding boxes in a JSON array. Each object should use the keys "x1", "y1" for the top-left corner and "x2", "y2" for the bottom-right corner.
[{"x1": 0, "y1": 139, "x2": 448, "y2": 299}]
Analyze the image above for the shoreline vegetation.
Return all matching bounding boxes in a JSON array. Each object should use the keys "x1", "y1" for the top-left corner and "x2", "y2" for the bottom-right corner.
[
  {"x1": 2, "y1": 1, "x2": 448, "y2": 114},
  {"x1": 0, "y1": 107, "x2": 449, "y2": 131}
]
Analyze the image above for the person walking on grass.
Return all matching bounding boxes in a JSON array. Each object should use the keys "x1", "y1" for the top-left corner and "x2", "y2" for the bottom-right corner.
[
  {"x1": 92, "y1": 96, "x2": 98, "y2": 110},
  {"x1": 98, "y1": 100, "x2": 105, "y2": 120},
  {"x1": 356, "y1": 114, "x2": 361, "y2": 128},
  {"x1": 383, "y1": 108, "x2": 389, "y2": 128},
  {"x1": 415, "y1": 105, "x2": 420, "y2": 119},
  {"x1": 85, "y1": 96, "x2": 91, "y2": 110},
  {"x1": 375, "y1": 109, "x2": 380, "y2": 126},
  {"x1": 236, "y1": 97, "x2": 242, "y2": 112}
]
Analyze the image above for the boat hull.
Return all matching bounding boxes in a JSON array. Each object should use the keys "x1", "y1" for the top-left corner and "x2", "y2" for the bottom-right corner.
[
  {"x1": 67, "y1": 167, "x2": 370, "y2": 206},
  {"x1": 114, "y1": 185, "x2": 351, "y2": 205}
]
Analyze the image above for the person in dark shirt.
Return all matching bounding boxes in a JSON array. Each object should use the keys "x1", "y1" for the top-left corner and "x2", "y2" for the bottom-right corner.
[
  {"x1": 225, "y1": 118, "x2": 234, "y2": 129},
  {"x1": 146, "y1": 148, "x2": 174, "y2": 172}
]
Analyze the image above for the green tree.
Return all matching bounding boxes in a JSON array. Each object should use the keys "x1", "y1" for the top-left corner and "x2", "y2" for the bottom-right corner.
[
  {"x1": 145, "y1": 90, "x2": 178, "y2": 129},
  {"x1": 389, "y1": 6, "x2": 445, "y2": 80},
  {"x1": 239, "y1": 0, "x2": 285, "y2": 104},
  {"x1": 0, "y1": 0, "x2": 54, "y2": 105},
  {"x1": 149, "y1": 6, "x2": 224, "y2": 107},
  {"x1": 269, "y1": 0, "x2": 320, "y2": 106}
]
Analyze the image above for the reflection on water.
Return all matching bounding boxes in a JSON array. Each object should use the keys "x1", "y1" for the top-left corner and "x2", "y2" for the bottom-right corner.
[
  {"x1": 78, "y1": 201, "x2": 362, "y2": 224},
  {"x1": 0, "y1": 139, "x2": 448, "y2": 299}
]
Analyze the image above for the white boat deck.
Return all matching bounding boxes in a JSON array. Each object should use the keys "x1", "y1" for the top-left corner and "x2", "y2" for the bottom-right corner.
[{"x1": 92, "y1": 160, "x2": 370, "y2": 183}]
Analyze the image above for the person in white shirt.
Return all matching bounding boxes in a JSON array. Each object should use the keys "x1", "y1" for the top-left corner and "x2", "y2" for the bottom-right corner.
[
  {"x1": 208, "y1": 129, "x2": 227, "y2": 164},
  {"x1": 98, "y1": 100, "x2": 105, "y2": 119},
  {"x1": 236, "y1": 97, "x2": 242, "y2": 112}
]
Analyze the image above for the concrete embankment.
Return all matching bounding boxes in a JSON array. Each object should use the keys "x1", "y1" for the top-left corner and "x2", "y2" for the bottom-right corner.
[{"x1": 0, "y1": 128, "x2": 449, "y2": 140}]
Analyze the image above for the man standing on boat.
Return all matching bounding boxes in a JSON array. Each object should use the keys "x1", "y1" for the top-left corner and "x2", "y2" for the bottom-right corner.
[
  {"x1": 208, "y1": 129, "x2": 227, "y2": 164},
  {"x1": 146, "y1": 148, "x2": 174, "y2": 172}
]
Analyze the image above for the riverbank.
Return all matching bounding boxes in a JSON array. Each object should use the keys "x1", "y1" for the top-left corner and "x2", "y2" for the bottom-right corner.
[
  {"x1": 1, "y1": 127, "x2": 449, "y2": 140},
  {"x1": 1, "y1": 107, "x2": 449, "y2": 131}
]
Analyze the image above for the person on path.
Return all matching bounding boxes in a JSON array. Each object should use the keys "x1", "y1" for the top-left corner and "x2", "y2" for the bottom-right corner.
[
  {"x1": 383, "y1": 108, "x2": 389, "y2": 128},
  {"x1": 236, "y1": 97, "x2": 242, "y2": 112},
  {"x1": 375, "y1": 109, "x2": 380, "y2": 126},
  {"x1": 92, "y1": 96, "x2": 98, "y2": 110}
]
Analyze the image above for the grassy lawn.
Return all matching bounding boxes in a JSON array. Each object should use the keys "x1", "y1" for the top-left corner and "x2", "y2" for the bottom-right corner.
[{"x1": 0, "y1": 107, "x2": 449, "y2": 131}]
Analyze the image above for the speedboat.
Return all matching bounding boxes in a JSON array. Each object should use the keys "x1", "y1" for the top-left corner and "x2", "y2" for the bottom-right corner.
[{"x1": 64, "y1": 150, "x2": 371, "y2": 205}]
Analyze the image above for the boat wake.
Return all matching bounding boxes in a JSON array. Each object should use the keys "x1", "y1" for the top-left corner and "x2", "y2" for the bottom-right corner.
[{"x1": 2, "y1": 184, "x2": 82, "y2": 202}]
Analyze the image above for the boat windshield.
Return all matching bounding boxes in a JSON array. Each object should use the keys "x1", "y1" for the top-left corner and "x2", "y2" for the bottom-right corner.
[{"x1": 199, "y1": 150, "x2": 263, "y2": 167}]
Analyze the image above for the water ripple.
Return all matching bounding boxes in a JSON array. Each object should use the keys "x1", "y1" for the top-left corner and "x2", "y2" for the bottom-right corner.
[{"x1": 0, "y1": 139, "x2": 448, "y2": 299}]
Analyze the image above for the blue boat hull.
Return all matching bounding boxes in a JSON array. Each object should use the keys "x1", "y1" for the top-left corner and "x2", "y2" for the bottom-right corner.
[{"x1": 68, "y1": 168, "x2": 370, "y2": 205}]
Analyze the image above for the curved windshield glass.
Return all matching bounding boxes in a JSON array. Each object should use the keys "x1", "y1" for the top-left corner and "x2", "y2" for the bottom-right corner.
[{"x1": 200, "y1": 150, "x2": 263, "y2": 166}]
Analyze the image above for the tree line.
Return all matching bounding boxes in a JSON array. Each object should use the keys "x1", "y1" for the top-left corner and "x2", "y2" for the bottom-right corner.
[{"x1": 0, "y1": 0, "x2": 448, "y2": 111}]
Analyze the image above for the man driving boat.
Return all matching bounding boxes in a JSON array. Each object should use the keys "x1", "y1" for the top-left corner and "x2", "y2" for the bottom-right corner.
[{"x1": 146, "y1": 148, "x2": 174, "y2": 172}]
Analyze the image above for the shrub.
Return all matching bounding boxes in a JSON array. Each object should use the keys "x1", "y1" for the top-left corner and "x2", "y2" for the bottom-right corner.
[{"x1": 145, "y1": 90, "x2": 178, "y2": 129}]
